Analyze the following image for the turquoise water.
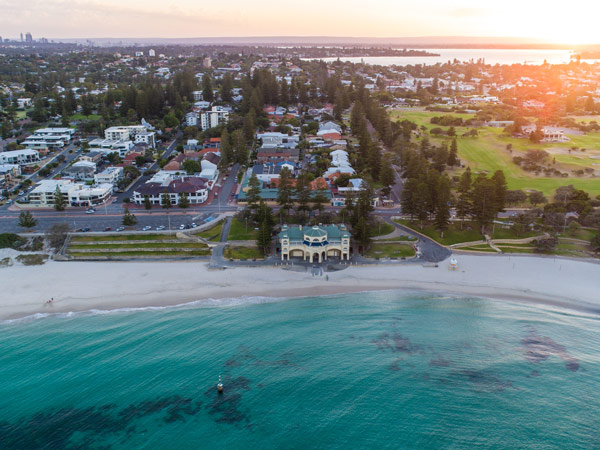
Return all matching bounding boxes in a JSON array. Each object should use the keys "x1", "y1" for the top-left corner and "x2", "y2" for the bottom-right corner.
[{"x1": 1, "y1": 291, "x2": 599, "y2": 449}]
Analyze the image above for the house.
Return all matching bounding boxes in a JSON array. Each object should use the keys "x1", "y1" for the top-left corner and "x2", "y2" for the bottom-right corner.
[
  {"x1": 252, "y1": 162, "x2": 295, "y2": 183},
  {"x1": 134, "y1": 131, "x2": 156, "y2": 148},
  {"x1": 200, "y1": 153, "x2": 220, "y2": 184},
  {"x1": 78, "y1": 151, "x2": 103, "y2": 164},
  {"x1": 104, "y1": 126, "x2": 154, "y2": 147},
  {"x1": 94, "y1": 167, "x2": 124, "y2": 187},
  {"x1": 278, "y1": 224, "x2": 351, "y2": 263},
  {"x1": 0, "y1": 164, "x2": 20, "y2": 187},
  {"x1": 0, "y1": 149, "x2": 39, "y2": 166},
  {"x1": 89, "y1": 138, "x2": 134, "y2": 157},
  {"x1": 63, "y1": 160, "x2": 96, "y2": 181},
  {"x1": 17, "y1": 98, "x2": 32, "y2": 109}
]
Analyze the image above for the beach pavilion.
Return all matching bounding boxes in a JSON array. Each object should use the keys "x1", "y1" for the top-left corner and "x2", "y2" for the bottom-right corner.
[{"x1": 278, "y1": 224, "x2": 351, "y2": 263}]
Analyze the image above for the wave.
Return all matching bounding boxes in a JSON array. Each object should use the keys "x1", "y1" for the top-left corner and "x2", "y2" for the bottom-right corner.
[{"x1": 0, "y1": 296, "x2": 290, "y2": 325}]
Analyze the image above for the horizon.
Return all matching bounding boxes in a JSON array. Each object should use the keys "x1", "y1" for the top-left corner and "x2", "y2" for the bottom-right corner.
[{"x1": 1, "y1": 0, "x2": 599, "y2": 45}]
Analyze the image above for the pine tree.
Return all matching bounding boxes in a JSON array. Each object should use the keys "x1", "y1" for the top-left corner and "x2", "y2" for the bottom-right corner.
[
  {"x1": 232, "y1": 129, "x2": 248, "y2": 165},
  {"x1": 202, "y1": 73, "x2": 214, "y2": 102},
  {"x1": 276, "y1": 166, "x2": 294, "y2": 215},
  {"x1": 54, "y1": 187, "x2": 66, "y2": 211},
  {"x1": 294, "y1": 173, "x2": 312, "y2": 219},
  {"x1": 470, "y1": 173, "x2": 497, "y2": 234},
  {"x1": 219, "y1": 128, "x2": 233, "y2": 168},
  {"x1": 257, "y1": 219, "x2": 273, "y2": 256},
  {"x1": 312, "y1": 187, "x2": 329, "y2": 215},
  {"x1": 122, "y1": 207, "x2": 138, "y2": 226},
  {"x1": 220, "y1": 73, "x2": 233, "y2": 102},
  {"x1": 434, "y1": 175, "x2": 451, "y2": 232},
  {"x1": 178, "y1": 192, "x2": 190, "y2": 209},
  {"x1": 380, "y1": 161, "x2": 395, "y2": 197},
  {"x1": 491, "y1": 170, "x2": 508, "y2": 213},
  {"x1": 448, "y1": 138, "x2": 459, "y2": 166},
  {"x1": 18, "y1": 211, "x2": 37, "y2": 228},
  {"x1": 161, "y1": 192, "x2": 172, "y2": 209},
  {"x1": 144, "y1": 195, "x2": 152, "y2": 210},
  {"x1": 456, "y1": 167, "x2": 472, "y2": 228},
  {"x1": 246, "y1": 174, "x2": 261, "y2": 214}
]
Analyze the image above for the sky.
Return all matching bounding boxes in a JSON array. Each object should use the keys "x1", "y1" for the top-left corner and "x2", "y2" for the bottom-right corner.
[{"x1": 1, "y1": 0, "x2": 598, "y2": 44}]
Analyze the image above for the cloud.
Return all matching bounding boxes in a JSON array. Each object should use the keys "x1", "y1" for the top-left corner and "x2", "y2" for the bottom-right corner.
[{"x1": 447, "y1": 7, "x2": 487, "y2": 18}]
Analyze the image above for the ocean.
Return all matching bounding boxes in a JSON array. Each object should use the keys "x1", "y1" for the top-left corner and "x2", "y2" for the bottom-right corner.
[
  {"x1": 1, "y1": 291, "x2": 598, "y2": 449},
  {"x1": 305, "y1": 48, "x2": 600, "y2": 66}
]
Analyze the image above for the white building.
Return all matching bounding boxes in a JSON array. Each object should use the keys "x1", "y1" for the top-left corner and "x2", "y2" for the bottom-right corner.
[
  {"x1": 17, "y1": 98, "x2": 32, "y2": 109},
  {"x1": 22, "y1": 127, "x2": 75, "y2": 150},
  {"x1": 192, "y1": 91, "x2": 203, "y2": 101},
  {"x1": 134, "y1": 131, "x2": 156, "y2": 148},
  {"x1": 28, "y1": 179, "x2": 113, "y2": 207},
  {"x1": 200, "y1": 107, "x2": 229, "y2": 131},
  {"x1": 148, "y1": 49, "x2": 156, "y2": 57},
  {"x1": 89, "y1": 139, "x2": 134, "y2": 157},
  {"x1": 94, "y1": 167, "x2": 124, "y2": 187},
  {"x1": 0, "y1": 149, "x2": 39, "y2": 166},
  {"x1": 279, "y1": 224, "x2": 351, "y2": 263},
  {"x1": 185, "y1": 112, "x2": 199, "y2": 127},
  {"x1": 104, "y1": 126, "x2": 155, "y2": 149}
]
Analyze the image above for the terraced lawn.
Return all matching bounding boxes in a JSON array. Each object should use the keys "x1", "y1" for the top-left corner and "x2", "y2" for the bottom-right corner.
[
  {"x1": 371, "y1": 222, "x2": 395, "y2": 237},
  {"x1": 397, "y1": 220, "x2": 484, "y2": 245},
  {"x1": 70, "y1": 242, "x2": 209, "y2": 249}
]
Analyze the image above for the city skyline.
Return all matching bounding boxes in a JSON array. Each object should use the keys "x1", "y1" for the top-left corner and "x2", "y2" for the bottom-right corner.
[{"x1": 1, "y1": 0, "x2": 598, "y2": 45}]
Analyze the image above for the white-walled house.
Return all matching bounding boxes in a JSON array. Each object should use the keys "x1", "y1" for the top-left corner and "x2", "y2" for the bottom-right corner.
[{"x1": 0, "y1": 149, "x2": 40, "y2": 166}]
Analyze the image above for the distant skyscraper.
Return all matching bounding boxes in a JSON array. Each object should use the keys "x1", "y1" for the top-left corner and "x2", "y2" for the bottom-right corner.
[
  {"x1": 202, "y1": 57, "x2": 212, "y2": 68},
  {"x1": 25, "y1": 32, "x2": 32, "y2": 43},
  {"x1": 20, "y1": 33, "x2": 23, "y2": 42},
  {"x1": 148, "y1": 49, "x2": 156, "y2": 57}
]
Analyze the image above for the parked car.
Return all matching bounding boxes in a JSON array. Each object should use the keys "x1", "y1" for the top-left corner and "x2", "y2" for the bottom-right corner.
[
  {"x1": 78, "y1": 227, "x2": 91, "y2": 232},
  {"x1": 116, "y1": 226, "x2": 125, "y2": 232},
  {"x1": 179, "y1": 224, "x2": 186, "y2": 230},
  {"x1": 191, "y1": 222, "x2": 197, "y2": 228},
  {"x1": 85, "y1": 209, "x2": 95, "y2": 214},
  {"x1": 142, "y1": 226, "x2": 152, "y2": 231},
  {"x1": 156, "y1": 225, "x2": 165, "y2": 231},
  {"x1": 104, "y1": 227, "x2": 112, "y2": 232}
]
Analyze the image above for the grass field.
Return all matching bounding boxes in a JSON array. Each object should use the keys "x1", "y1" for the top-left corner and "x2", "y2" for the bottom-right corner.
[
  {"x1": 224, "y1": 246, "x2": 263, "y2": 260},
  {"x1": 371, "y1": 222, "x2": 395, "y2": 237},
  {"x1": 194, "y1": 221, "x2": 224, "y2": 241},
  {"x1": 69, "y1": 113, "x2": 101, "y2": 121},
  {"x1": 69, "y1": 250, "x2": 210, "y2": 258},
  {"x1": 69, "y1": 242, "x2": 208, "y2": 249},
  {"x1": 396, "y1": 220, "x2": 484, "y2": 245},
  {"x1": 365, "y1": 243, "x2": 416, "y2": 258},
  {"x1": 391, "y1": 108, "x2": 600, "y2": 196},
  {"x1": 228, "y1": 218, "x2": 259, "y2": 241}
]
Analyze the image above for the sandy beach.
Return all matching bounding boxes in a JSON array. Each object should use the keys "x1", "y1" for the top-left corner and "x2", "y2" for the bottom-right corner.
[{"x1": 2, "y1": 251, "x2": 600, "y2": 321}]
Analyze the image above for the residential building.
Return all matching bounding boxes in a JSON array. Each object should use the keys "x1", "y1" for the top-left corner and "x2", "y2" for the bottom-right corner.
[
  {"x1": 0, "y1": 149, "x2": 39, "y2": 166},
  {"x1": 89, "y1": 138, "x2": 134, "y2": 157},
  {"x1": 134, "y1": 131, "x2": 156, "y2": 148},
  {"x1": 278, "y1": 224, "x2": 351, "y2": 262},
  {"x1": 132, "y1": 174, "x2": 209, "y2": 205},
  {"x1": 199, "y1": 107, "x2": 229, "y2": 131},
  {"x1": 104, "y1": 125, "x2": 146, "y2": 141},
  {"x1": 22, "y1": 127, "x2": 75, "y2": 150},
  {"x1": 252, "y1": 162, "x2": 295, "y2": 183},
  {"x1": 63, "y1": 160, "x2": 96, "y2": 181},
  {"x1": 0, "y1": 164, "x2": 20, "y2": 187},
  {"x1": 29, "y1": 179, "x2": 112, "y2": 207},
  {"x1": 94, "y1": 167, "x2": 124, "y2": 187}
]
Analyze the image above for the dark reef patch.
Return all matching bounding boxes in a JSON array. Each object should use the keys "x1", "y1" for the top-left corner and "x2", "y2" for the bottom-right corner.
[
  {"x1": 0, "y1": 394, "x2": 204, "y2": 450},
  {"x1": 204, "y1": 376, "x2": 252, "y2": 425},
  {"x1": 521, "y1": 329, "x2": 580, "y2": 372},
  {"x1": 373, "y1": 332, "x2": 424, "y2": 355}
]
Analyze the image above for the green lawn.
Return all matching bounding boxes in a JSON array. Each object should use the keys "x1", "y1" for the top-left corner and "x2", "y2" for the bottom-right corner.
[
  {"x1": 459, "y1": 245, "x2": 498, "y2": 252},
  {"x1": 397, "y1": 220, "x2": 484, "y2": 245},
  {"x1": 224, "y1": 246, "x2": 264, "y2": 260},
  {"x1": 194, "y1": 221, "x2": 224, "y2": 241},
  {"x1": 69, "y1": 113, "x2": 101, "y2": 121},
  {"x1": 391, "y1": 107, "x2": 600, "y2": 197},
  {"x1": 371, "y1": 222, "x2": 395, "y2": 237},
  {"x1": 227, "y1": 218, "x2": 259, "y2": 241},
  {"x1": 365, "y1": 243, "x2": 416, "y2": 258},
  {"x1": 378, "y1": 235, "x2": 417, "y2": 242},
  {"x1": 69, "y1": 250, "x2": 210, "y2": 257},
  {"x1": 69, "y1": 242, "x2": 208, "y2": 249},
  {"x1": 557, "y1": 228, "x2": 596, "y2": 242},
  {"x1": 491, "y1": 227, "x2": 539, "y2": 240}
]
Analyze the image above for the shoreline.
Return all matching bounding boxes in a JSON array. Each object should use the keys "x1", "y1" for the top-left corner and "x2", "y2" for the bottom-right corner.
[{"x1": 3, "y1": 253, "x2": 600, "y2": 321}]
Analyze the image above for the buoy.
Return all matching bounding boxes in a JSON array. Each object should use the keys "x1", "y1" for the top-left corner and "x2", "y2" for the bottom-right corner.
[{"x1": 217, "y1": 375, "x2": 223, "y2": 394}]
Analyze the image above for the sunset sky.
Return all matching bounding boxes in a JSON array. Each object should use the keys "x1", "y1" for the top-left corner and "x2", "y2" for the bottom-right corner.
[{"x1": 1, "y1": 0, "x2": 598, "y2": 44}]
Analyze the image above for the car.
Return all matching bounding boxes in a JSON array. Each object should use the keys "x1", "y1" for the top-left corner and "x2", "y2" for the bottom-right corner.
[
  {"x1": 85, "y1": 209, "x2": 95, "y2": 214},
  {"x1": 179, "y1": 224, "x2": 186, "y2": 230},
  {"x1": 116, "y1": 226, "x2": 125, "y2": 232},
  {"x1": 191, "y1": 222, "x2": 197, "y2": 228},
  {"x1": 156, "y1": 225, "x2": 165, "y2": 231},
  {"x1": 142, "y1": 226, "x2": 152, "y2": 231},
  {"x1": 80, "y1": 227, "x2": 90, "y2": 232},
  {"x1": 104, "y1": 227, "x2": 112, "y2": 232}
]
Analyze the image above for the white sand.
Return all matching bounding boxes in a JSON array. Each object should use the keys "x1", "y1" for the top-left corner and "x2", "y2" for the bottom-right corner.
[{"x1": 2, "y1": 253, "x2": 600, "y2": 320}]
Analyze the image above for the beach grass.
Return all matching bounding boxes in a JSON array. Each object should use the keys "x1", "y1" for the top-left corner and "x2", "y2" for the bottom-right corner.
[{"x1": 15, "y1": 254, "x2": 49, "y2": 265}]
